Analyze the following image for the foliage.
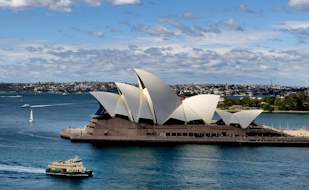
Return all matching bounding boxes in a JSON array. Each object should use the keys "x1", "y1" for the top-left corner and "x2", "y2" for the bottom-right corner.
[{"x1": 219, "y1": 92, "x2": 309, "y2": 111}]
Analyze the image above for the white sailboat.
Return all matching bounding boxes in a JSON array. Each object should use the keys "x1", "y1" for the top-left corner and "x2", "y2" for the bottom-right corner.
[{"x1": 29, "y1": 110, "x2": 33, "y2": 123}]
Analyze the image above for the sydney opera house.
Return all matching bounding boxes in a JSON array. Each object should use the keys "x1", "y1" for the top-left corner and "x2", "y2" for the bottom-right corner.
[{"x1": 61, "y1": 69, "x2": 309, "y2": 145}]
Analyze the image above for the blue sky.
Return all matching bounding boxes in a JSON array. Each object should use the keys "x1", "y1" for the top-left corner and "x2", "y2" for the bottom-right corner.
[{"x1": 1, "y1": 0, "x2": 309, "y2": 86}]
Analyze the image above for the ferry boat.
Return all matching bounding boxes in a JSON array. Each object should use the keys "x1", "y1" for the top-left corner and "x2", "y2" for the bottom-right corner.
[{"x1": 46, "y1": 156, "x2": 92, "y2": 177}]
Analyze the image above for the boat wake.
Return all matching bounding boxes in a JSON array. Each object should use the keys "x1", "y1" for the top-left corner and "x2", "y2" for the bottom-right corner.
[
  {"x1": 0, "y1": 164, "x2": 45, "y2": 174},
  {"x1": 0, "y1": 95, "x2": 22, "y2": 98},
  {"x1": 30, "y1": 103, "x2": 76, "y2": 108},
  {"x1": 18, "y1": 130, "x2": 61, "y2": 141}
]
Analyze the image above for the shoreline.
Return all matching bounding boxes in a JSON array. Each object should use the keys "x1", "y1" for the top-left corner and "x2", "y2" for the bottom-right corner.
[
  {"x1": 222, "y1": 110, "x2": 309, "y2": 114},
  {"x1": 263, "y1": 110, "x2": 309, "y2": 114}
]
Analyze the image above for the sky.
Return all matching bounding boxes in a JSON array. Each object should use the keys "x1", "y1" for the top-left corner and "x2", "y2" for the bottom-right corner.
[{"x1": 1, "y1": 0, "x2": 309, "y2": 86}]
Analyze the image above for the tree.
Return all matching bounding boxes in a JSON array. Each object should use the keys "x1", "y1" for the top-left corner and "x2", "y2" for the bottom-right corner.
[
  {"x1": 274, "y1": 98, "x2": 285, "y2": 110},
  {"x1": 263, "y1": 96, "x2": 276, "y2": 105}
]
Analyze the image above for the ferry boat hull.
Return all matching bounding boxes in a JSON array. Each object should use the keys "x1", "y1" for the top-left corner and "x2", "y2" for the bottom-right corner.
[{"x1": 46, "y1": 169, "x2": 93, "y2": 177}]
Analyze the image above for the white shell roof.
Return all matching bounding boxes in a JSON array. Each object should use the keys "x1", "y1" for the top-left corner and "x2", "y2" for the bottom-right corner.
[
  {"x1": 170, "y1": 105, "x2": 186, "y2": 121},
  {"x1": 90, "y1": 91, "x2": 120, "y2": 117},
  {"x1": 230, "y1": 115, "x2": 239, "y2": 124},
  {"x1": 234, "y1": 110, "x2": 263, "y2": 129},
  {"x1": 183, "y1": 94, "x2": 220, "y2": 124},
  {"x1": 182, "y1": 101, "x2": 202, "y2": 121},
  {"x1": 216, "y1": 109, "x2": 263, "y2": 129},
  {"x1": 90, "y1": 69, "x2": 224, "y2": 126},
  {"x1": 170, "y1": 95, "x2": 220, "y2": 123},
  {"x1": 116, "y1": 95, "x2": 130, "y2": 118},
  {"x1": 115, "y1": 82, "x2": 141, "y2": 122},
  {"x1": 134, "y1": 68, "x2": 181, "y2": 125},
  {"x1": 141, "y1": 88, "x2": 156, "y2": 122},
  {"x1": 139, "y1": 90, "x2": 155, "y2": 121},
  {"x1": 216, "y1": 109, "x2": 233, "y2": 125}
]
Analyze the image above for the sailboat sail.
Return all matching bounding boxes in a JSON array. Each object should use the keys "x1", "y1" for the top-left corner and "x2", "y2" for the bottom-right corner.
[{"x1": 29, "y1": 110, "x2": 33, "y2": 123}]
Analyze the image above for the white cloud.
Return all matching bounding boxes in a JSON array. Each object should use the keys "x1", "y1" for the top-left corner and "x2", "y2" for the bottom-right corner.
[
  {"x1": 88, "y1": 31, "x2": 104, "y2": 38},
  {"x1": 240, "y1": 3, "x2": 256, "y2": 14},
  {"x1": 0, "y1": 0, "x2": 73, "y2": 12},
  {"x1": 0, "y1": 0, "x2": 141, "y2": 12},
  {"x1": 83, "y1": 0, "x2": 142, "y2": 6},
  {"x1": 177, "y1": 12, "x2": 196, "y2": 19},
  {"x1": 83, "y1": 0, "x2": 102, "y2": 6},
  {"x1": 221, "y1": 19, "x2": 244, "y2": 31},
  {"x1": 275, "y1": 21, "x2": 309, "y2": 37},
  {"x1": 1, "y1": 40, "x2": 309, "y2": 85},
  {"x1": 276, "y1": 21, "x2": 309, "y2": 29},
  {"x1": 135, "y1": 25, "x2": 176, "y2": 37},
  {"x1": 240, "y1": 3, "x2": 264, "y2": 16},
  {"x1": 107, "y1": 0, "x2": 141, "y2": 5},
  {"x1": 288, "y1": 0, "x2": 309, "y2": 11},
  {"x1": 157, "y1": 18, "x2": 221, "y2": 37}
]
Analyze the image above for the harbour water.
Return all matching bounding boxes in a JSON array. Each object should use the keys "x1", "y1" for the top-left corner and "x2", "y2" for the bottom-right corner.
[{"x1": 1, "y1": 93, "x2": 309, "y2": 189}]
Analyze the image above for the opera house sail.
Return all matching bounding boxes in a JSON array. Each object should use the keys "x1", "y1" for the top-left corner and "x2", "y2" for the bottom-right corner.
[{"x1": 61, "y1": 69, "x2": 309, "y2": 145}]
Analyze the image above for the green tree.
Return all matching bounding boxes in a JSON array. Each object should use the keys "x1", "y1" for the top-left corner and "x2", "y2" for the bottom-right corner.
[
  {"x1": 283, "y1": 95, "x2": 297, "y2": 110},
  {"x1": 240, "y1": 97, "x2": 250, "y2": 107},
  {"x1": 274, "y1": 98, "x2": 285, "y2": 110},
  {"x1": 262, "y1": 104, "x2": 274, "y2": 111},
  {"x1": 263, "y1": 96, "x2": 276, "y2": 105}
]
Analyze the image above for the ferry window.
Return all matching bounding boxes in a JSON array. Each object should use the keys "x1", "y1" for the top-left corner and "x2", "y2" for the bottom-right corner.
[
  {"x1": 177, "y1": 133, "x2": 182, "y2": 136},
  {"x1": 166, "y1": 133, "x2": 170, "y2": 136},
  {"x1": 183, "y1": 133, "x2": 187, "y2": 136},
  {"x1": 172, "y1": 133, "x2": 176, "y2": 136},
  {"x1": 189, "y1": 133, "x2": 193, "y2": 136}
]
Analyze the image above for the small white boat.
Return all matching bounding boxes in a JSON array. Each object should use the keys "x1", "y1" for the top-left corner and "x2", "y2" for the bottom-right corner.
[
  {"x1": 22, "y1": 104, "x2": 30, "y2": 108},
  {"x1": 29, "y1": 110, "x2": 33, "y2": 123}
]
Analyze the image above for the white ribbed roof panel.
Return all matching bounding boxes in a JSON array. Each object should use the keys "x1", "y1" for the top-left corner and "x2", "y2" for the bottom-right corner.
[
  {"x1": 230, "y1": 115, "x2": 239, "y2": 124},
  {"x1": 234, "y1": 110, "x2": 263, "y2": 129},
  {"x1": 134, "y1": 69, "x2": 181, "y2": 125},
  {"x1": 182, "y1": 102, "x2": 202, "y2": 122},
  {"x1": 216, "y1": 110, "x2": 233, "y2": 125},
  {"x1": 142, "y1": 88, "x2": 156, "y2": 123},
  {"x1": 139, "y1": 90, "x2": 155, "y2": 121},
  {"x1": 90, "y1": 91, "x2": 119, "y2": 117},
  {"x1": 115, "y1": 82, "x2": 141, "y2": 122},
  {"x1": 116, "y1": 95, "x2": 130, "y2": 118},
  {"x1": 184, "y1": 94, "x2": 220, "y2": 124},
  {"x1": 171, "y1": 105, "x2": 186, "y2": 121}
]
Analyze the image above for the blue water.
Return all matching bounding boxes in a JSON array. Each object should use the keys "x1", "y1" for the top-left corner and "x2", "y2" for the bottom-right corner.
[{"x1": 1, "y1": 93, "x2": 309, "y2": 189}]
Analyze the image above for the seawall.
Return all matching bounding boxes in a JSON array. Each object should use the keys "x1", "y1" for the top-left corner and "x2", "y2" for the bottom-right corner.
[{"x1": 61, "y1": 127, "x2": 309, "y2": 146}]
